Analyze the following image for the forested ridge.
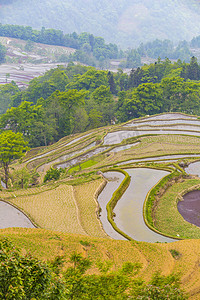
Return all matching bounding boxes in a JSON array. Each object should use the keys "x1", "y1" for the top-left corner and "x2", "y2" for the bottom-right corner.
[
  {"x1": 1, "y1": 57, "x2": 200, "y2": 148},
  {"x1": 0, "y1": 0, "x2": 200, "y2": 48},
  {"x1": 0, "y1": 23, "x2": 195, "y2": 67}
]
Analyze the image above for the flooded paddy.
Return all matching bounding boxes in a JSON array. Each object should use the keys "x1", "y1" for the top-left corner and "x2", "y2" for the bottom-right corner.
[
  {"x1": 185, "y1": 161, "x2": 200, "y2": 177},
  {"x1": 178, "y1": 190, "x2": 200, "y2": 227},
  {"x1": 26, "y1": 133, "x2": 94, "y2": 163},
  {"x1": 0, "y1": 63, "x2": 66, "y2": 88},
  {"x1": 118, "y1": 154, "x2": 200, "y2": 166},
  {"x1": 98, "y1": 169, "x2": 175, "y2": 242},
  {"x1": 110, "y1": 142, "x2": 140, "y2": 153},
  {"x1": 125, "y1": 118, "x2": 200, "y2": 127},
  {"x1": 139, "y1": 113, "x2": 197, "y2": 121},
  {"x1": 130, "y1": 124, "x2": 200, "y2": 132},
  {"x1": 0, "y1": 201, "x2": 35, "y2": 229},
  {"x1": 55, "y1": 146, "x2": 108, "y2": 169},
  {"x1": 98, "y1": 172, "x2": 126, "y2": 240},
  {"x1": 37, "y1": 142, "x2": 98, "y2": 172},
  {"x1": 103, "y1": 130, "x2": 200, "y2": 145}
]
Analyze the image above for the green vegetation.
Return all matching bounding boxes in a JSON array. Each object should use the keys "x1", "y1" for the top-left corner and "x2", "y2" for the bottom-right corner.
[
  {"x1": 169, "y1": 249, "x2": 182, "y2": 260},
  {"x1": 0, "y1": 239, "x2": 61, "y2": 299},
  {"x1": 0, "y1": 24, "x2": 120, "y2": 67},
  {"x1": 43, "y1": 167, "x2": 63, "y2": 183},
  {"x1": 1, "y1": 22, "x2": 200, "y2": 297},
  {"x1": 0, "y1": 42, "x2": 6, "y2": 63},
  {"x1": 106, "y1": 169, "x2": 132, "y2": 240},
  {"x1": 1, "y1": 0, "x2": 200, "y2": 50},
  {"x1": 1, "y1": 58, "x2": 200, "y2": 149},
  {"x1": 0, "y1": 130, "x2": 29, "y2": 188},
  {"x1": 0, "y1": 237, "x2": 187, "y2": 299},
  {"x1": 144, "y1": 168, "x2": 182, "y2": 229},
  {"x1": 154, "y1": 178, "x2": 200, "y2": 239},
  {"x1": 68, "y1": 159, "x2": 98, "y2": 174}
]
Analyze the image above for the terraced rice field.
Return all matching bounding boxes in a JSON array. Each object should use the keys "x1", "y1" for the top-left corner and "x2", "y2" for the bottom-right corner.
[
  {"x1": 7, "y1": 184, "x2": 87, "y2": 234},
  {"x1": 1, "y1": 179, "x2": 108, "y2": 238},
  {"x1": 73, "y1": 179, "x2": 107, "y2": 238},
  {"x1": 21, "y1": 113, "x2": 200, "y2": 176},
  {"x1": 9, "y1": 112, "x2": 200, "y2": 241}
]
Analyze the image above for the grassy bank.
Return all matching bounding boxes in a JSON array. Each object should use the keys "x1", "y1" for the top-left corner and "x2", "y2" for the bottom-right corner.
[
  {"x1": 105, "y1": 168, "x2": 132, "y2": 240},
  {"x1": 154, "y1": 178, "x2": 200, "y2": 239}
]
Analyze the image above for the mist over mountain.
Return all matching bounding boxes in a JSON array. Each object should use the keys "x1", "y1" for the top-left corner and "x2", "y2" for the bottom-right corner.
[{"x1": 0, "y1": 0, "x2": 200, "y2": 48}]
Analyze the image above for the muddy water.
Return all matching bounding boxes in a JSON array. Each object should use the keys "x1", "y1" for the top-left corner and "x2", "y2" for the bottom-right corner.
[
  {"x1": 185, "y1": 161, "x2": 200, "y2": 177},
  {"x1": 98, "y1": 170, "x2": 175, "y2": 242},
  {"x1": 103, "y1": 130, "x2": 200, "y2": 145},
  {"x1": 178, "y1": 190, "x2": 200, "y2": 227},
  {"x1": 0, "y1": 201, "x2": 35, "y2": 228}
]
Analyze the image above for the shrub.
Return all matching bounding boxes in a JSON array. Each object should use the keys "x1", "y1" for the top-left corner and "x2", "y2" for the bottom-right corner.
[{"x1": 44, "y1": 167, "x2": 62, "y2": 182}]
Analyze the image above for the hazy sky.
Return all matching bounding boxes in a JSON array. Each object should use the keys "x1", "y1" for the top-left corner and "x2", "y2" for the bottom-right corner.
[{"x1": 0, "y1": 0, "x2": 200, "y2": 47}]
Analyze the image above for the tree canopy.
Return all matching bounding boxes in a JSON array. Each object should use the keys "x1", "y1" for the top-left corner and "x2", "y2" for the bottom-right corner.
[{"x1": 0, "y1": 130, "x2": 28, "y2": 187}]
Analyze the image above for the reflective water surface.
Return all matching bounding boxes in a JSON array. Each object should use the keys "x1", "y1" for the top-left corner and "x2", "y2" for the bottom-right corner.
[
  {"x1": 98, "y1": 169, "x2": 176, "y2": 242},
  {"x1": 0, "y1": 201, "x2": 35, "y2": 228},
  {"x1": 185, "y1": 161, "x2": 200, "y2": 177},
  {"x1": 103, "y1": 130, "x2": 200, "y2": 145}
]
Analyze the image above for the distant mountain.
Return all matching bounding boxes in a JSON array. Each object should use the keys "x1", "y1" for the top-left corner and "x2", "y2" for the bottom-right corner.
[{"x1": 0, "y1": 0, "x2": 200, "y2": 48}]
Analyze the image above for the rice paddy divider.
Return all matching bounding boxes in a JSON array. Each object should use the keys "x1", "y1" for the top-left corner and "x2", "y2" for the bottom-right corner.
[
  {"x1": 100, "y1": 151, "x2": 200, "y2": 169},
  {"x1": 143, "y1": 167, "x2": 184, "y2": 240},
  {"x1": 26, "y1": 135, "x2": 98, "y2": 169},
  {"x1": 104, "y1": 168, "x2": 132, "y2": 241},
  {"x1": 52, "y1": 145, "x2": 112, "y2": 170}
]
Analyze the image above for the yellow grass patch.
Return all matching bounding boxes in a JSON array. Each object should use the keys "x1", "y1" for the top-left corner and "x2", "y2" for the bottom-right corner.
[
  {"x1": 73, "y1": 179, "x2": 108, "y2": 238},
  {"x1": 7, "y1": 184, "x2": 86, "y2": 235},
  {"x1": 1, "y1": 228, "x2": 200, "y2": 297}
]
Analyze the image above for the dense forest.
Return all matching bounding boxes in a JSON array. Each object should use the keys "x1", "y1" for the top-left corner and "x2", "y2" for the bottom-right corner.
[
  {"x1": 0, "y1": 24, "x2": 196, "y2": 67},
  {"x1": 1, "y1": 57, "x2": 200, "y2": 148},
  {"x1": 0, "y1": 0, "x2": 200, "y2": 47}
]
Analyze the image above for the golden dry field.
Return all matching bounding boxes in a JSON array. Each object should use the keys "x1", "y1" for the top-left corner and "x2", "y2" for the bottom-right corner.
[
  {"x1": 73, "y1": 179, "x2": 108, "y2": 238},
  {"x1": 6, "y1": 184, "x2": 87, "y2": 235},
  {"x1": 1, "y1": 179, "x2": 108, "y2": 238}
]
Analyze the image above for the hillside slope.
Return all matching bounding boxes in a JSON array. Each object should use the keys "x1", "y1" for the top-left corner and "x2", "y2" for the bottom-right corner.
[
  {"x1": 1, "y1": 228, "x2": 200, "y2": 299},
  {"x1": 0, "y1": 0, "x2": 200, "y2": 47}
]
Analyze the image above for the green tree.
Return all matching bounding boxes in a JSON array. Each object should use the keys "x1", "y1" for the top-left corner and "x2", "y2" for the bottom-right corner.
[
  {"x1": 0, "y1": 131, "x2": 29, "y2": 188},
  {"x1": 0, "y1": 239, "x2": 63, "y2": 299},
  {"x1": 58, "y1": 89, "x2": 87, "y2": 135},
  {"x1": 0, "y1": 82, "x2": 19, "y2": 114},
  {"x1": 0, "y1": 42, "x2": 6, "y2": 63},
  {"x1": 44, "y1": 167, "x2": 63, "y2": 183},
  {"x1": 11, "y1": 167, "x2": 31, "y2": 189},
  {"x1": 131, "y1": 273, "x2": 187, "y2": 299}
]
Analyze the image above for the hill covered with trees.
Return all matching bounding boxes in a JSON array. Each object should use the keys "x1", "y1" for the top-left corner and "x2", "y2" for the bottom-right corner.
[
  {"x1": 0, "y1": 0, "x2": 200, "y2": 47},
  {"x1": 1, "y1": 57, "x2": 200, "y2": 148}
]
